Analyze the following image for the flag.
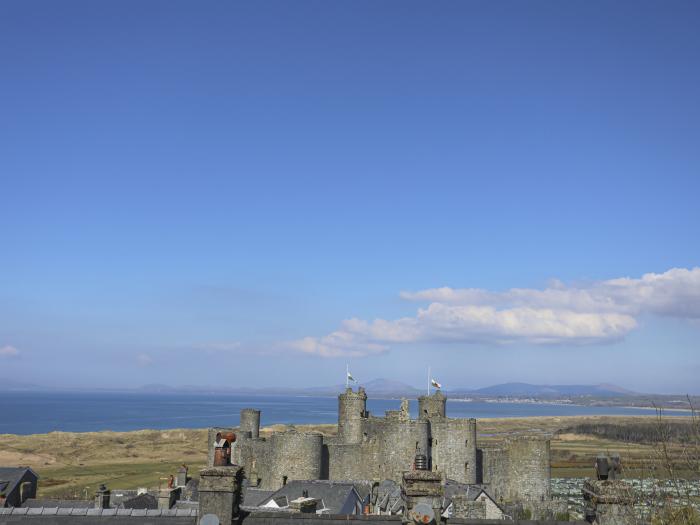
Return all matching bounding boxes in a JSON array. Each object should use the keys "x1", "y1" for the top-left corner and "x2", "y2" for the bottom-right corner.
[
  {"x1": 347, "y1": 371, "x2": 357, "y2": 383},
  {"x1": 431, "y1": 378, "x2": 442, "y2": 389}
]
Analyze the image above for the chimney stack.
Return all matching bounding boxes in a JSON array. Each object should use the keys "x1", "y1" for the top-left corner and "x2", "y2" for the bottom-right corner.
[
  {"x1": 213, "y1": 432, "x2": 236, "y2": 466},
  {"x1": 289, "y1": 497, "x2": 318, "y2": 514},
  {"x1": 94, "y1": 484, "x2": 111, "y2": 509},
  {"x1": 199, "y1": 466, "x2": 243, "y2": 525},
  {"x1": 176, "y1": 465, "x2": 188, "y2": 488}
]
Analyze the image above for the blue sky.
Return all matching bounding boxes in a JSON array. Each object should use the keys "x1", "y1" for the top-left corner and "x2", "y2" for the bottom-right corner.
[{"x1": 1, "y1": 1, "x2": 699, "y2": 393}]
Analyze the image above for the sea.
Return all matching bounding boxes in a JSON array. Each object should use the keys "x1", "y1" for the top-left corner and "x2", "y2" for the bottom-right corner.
[{"x1": 0, "y1": 392, "x2": 688, "y2": 435}]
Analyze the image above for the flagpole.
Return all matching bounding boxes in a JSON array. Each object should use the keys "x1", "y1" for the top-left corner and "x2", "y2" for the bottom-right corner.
[
  {"x1": 346, "y1": 363, "x2": 349, "y2": 389},
  {"x1": 428, "y1": 366, "x2": 431, "y2": 395}
]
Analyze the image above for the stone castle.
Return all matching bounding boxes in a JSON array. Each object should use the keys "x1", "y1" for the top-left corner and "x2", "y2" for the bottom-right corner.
[{"x1": 208, "y1": 388, "x2": 551, "y2": 505}]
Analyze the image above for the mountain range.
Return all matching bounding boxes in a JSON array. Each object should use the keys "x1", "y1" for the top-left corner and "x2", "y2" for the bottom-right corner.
[
  {"x1": 0, "y1": 376, "x2": 637, "y2": 397},
  {"x1": 126, "y1": 378, "x2": 641, "y2": 398}
]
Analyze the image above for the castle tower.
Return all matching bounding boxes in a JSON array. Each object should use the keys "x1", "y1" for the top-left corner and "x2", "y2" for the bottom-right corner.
[
  {"x1": 240, "y1": 408, "x2": 261, "y2": 438},
  {"x1": 267, "y1": 431, "x2": 324, "y2": 490},
  {"x1": 338, "y1": 387, "x2": 367, "y2": 444},
  {"x1": 418, "y1": 390, "x2": 446, "y2": 420}
]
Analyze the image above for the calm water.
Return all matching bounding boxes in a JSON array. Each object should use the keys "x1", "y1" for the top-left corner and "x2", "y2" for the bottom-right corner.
[{"x1": 0, "y1": 392, "x2": 684, "y2": 435}]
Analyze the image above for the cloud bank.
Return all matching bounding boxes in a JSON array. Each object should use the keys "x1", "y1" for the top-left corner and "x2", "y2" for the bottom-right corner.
[{"x1": 290, "y1": 267, "x2": 700, "y2": 357}]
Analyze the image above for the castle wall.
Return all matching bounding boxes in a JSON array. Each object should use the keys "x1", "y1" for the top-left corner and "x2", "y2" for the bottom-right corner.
[
  {"x1": 264, "y1": 431, "x2": 324, "y2": 490},
  {"x1": 479, "y1": 436, "x2": 551, "y2": 503},
  {"x1": 236, "y1": 436, "x2": 271, "y2": 487},
  {"x1": 479, "y1": 445, "x2": 509, "y2": 501},
  {"x1": 429, "y1": 418, "x2": 477, "y2": 484},
  {"x1": 502, "y1": 436, "x2": 551, "y2": 502},
  {"x1": 327, "y1": 443, "x2": 376, "y2": 480},
  {"x1": 374, "y1": 418, "x2": 430, "y2": 482},
  {"x1": 326, "y1": 417, "x2": 429, "y2": 483}
]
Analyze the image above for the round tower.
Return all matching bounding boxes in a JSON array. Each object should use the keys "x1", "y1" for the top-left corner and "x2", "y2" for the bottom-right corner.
[
  {"x1": 240, "y1": 408, "x2": 261, "y2": 438},
  {"x1": 268, "y1": 431, "x2": 323, "y2": 489},
  {"x1": 503, "y1": 435, "x2": 552, "y2": 502},
  {"x1": 418, "y1": 391, "x2": 446, "y2": 420},
  {"x1": 338, "y1": 387, "x2": 367, "y2": 444}
]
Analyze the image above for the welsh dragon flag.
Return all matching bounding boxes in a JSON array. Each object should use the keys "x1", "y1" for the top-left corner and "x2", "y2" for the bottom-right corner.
[{"x1": 431, "y1": 378, "x2": 442, "y2": 389}]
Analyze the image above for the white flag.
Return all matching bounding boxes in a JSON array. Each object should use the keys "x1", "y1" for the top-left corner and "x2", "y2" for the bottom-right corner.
[
  {"x1": 431, "y1": 378, "x2": 442, "y2": 389},
  {"x1": 347, "y1": 371, "x2": 357, "y2": 383}
]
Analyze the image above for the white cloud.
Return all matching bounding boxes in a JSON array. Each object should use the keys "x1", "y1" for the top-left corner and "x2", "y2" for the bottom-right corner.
[
  {"x1": 401, "y1": 267, "x2": 700, "y2": 318},
  {"x1": 289, "y1": 331, "x2": 388, "y2": 358},
  {"x1": 136, "y1": 353, "x2": 154, "y2": 367},
  {"x1": 290, "y1": 267, "x2": 700, "y2": 357},
  {"x1": 0, "y1": 345, "x2": 20, "y2": 358}
]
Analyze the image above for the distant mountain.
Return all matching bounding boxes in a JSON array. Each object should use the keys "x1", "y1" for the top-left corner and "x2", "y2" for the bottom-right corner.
[
  {"x1": 361, "y1": 378, "x2": 424, "y2": 396},
  {"x1": 455, "y1": 382, "x2": 636, "y2": 397},
  {"x1": 301, "y1": 378, "x2": 422, "y2": 397},
  {"x1": 0, "y1": 378, "x2": 42, "y2": 391},
  {"x1": 0, "y1": 378, "x2": 637, "y2": 398}
]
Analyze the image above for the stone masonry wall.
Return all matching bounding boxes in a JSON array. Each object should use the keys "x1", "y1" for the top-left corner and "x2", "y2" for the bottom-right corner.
[
  {"x1": 429, "y1": 418, "x2": 477, "y2": 484},
  {"x1": 338, "y1": 388, "x2": 368, "y2": 445},
  {"x1": 503, "y1": 436, "x2": 551, "y2": 503},
  {"x1": 264, "y1": 431, "x2": 324, "y2": 490}
]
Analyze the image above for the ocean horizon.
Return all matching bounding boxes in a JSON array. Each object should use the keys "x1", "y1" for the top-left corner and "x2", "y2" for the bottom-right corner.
[{"x1": 1, "y1": 392, "x2": 690, "y2": 435}]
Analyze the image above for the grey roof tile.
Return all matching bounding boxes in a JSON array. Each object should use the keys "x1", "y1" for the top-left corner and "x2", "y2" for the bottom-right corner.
[{"x1": 22, "y1": 498, "x2": 92, "y2": 509}]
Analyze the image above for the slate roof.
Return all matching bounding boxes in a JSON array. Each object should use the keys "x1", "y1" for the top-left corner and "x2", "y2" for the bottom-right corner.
[
  {"x1": 441, "y1": 480, "x2": 502, "y2": 516},
  {"x1": 22, "y1": 499, "x2": 93, "y2": 509},
  {"x1": 242, "y1": 487, "x2": 275, "y2": 507},
  {"x1": 173, "y1": 500, "x2": 199, "y2": 511},
  {"x1": 109, "y1": 490, "x2": 141, "y2": 507},
  {"x1": 0, "y1": 506, "x2": 197, "y2": 520},
  {"x1": 122, "y1": 493, "x2": 158, "y2": 510},
  {"x1": 375, "y1": 480, "x2": 402, "y2": 514},
  {"x1": 0, "y1": 468, "x2": 37, "y2": 498},
  {"x1": 258, "y1": 480, "x2": 365, "y2": 515}
]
